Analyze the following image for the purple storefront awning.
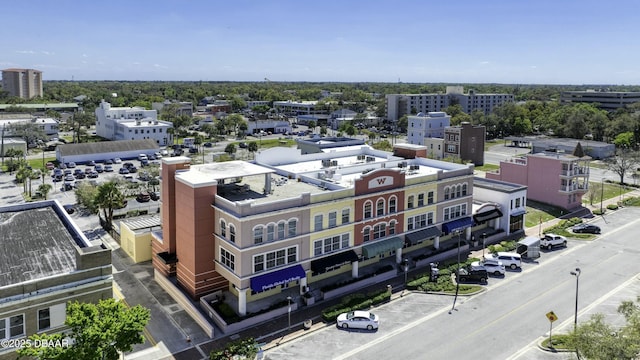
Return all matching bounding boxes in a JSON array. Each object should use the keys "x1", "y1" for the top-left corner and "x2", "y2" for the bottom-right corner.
[{"x1": 250, "y1": 265, "x2": 306, "y2": 293}]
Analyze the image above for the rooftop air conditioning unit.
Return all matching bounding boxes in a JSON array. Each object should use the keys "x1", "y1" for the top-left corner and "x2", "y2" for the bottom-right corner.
[
  {"x1": 357, "y1": 154, "x2": 366, "y2": 160},
  {"x1": 331, "y1": 160, "x2": 338, "y2": 167},
  {"x1": 321, "y1": 159, "x2": 331, "y2": 167},
  {"x1": 398, "y1": 162, "x2": 407, "y2": 168},
  {"x1": 366, "y1": 156, "x2": 375, "y2": 162}
]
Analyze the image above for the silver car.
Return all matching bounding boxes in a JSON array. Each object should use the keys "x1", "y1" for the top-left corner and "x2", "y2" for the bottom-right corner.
[
  {"x1": 336, "y1": 310, "x2": 379, "y2": 330},
  {"x1": 471, "y1": 259, "x2": 506, "y2": 276}
]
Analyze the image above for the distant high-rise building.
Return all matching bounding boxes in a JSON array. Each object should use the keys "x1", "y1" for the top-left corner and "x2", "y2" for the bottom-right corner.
[
  {"x1": 1, "y1": 68, "x2": 43, "y2": 99},
  {"x1": 386, "y1": 86, "x2": 514, "y2": 121},
  {"x1": 560, "y1": 89, "x2": 640, "y2": 110}
]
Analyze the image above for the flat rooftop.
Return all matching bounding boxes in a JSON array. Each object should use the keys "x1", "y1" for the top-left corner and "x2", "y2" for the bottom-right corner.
[{"x1": 0, "y1": 203, "x2": 84, "y2": 287}]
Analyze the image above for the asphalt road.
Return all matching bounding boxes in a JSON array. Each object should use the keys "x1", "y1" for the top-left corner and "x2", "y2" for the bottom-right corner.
[{"x1": 264, "y1": 207, "x2": 640, "y2": 360}]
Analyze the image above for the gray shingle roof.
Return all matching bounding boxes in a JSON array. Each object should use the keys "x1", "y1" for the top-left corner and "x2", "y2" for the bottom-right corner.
[{"x1": 57, "y1": 139, "x2": 160, "y2": 157}]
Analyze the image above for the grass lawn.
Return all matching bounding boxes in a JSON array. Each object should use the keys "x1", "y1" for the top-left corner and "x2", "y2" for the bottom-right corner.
[
  {"x1": 525, "y1": 200, "x2": 564, "y2": 228},
  {"x1": 582, "y1": 181, "x2": 636, "y2": 206},
  {"x1": 474, "y1": 164, "x2": 499, "y2": 172}
]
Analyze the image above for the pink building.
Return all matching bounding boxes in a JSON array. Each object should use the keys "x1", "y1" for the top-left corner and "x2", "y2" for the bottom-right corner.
[{"x1": 486, "y1": 151, "x2": 590, "y2": 211}]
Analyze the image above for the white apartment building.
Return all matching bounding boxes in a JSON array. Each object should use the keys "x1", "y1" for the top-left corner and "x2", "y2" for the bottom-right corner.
[
  {"x1": 0, "y1": 116, "x2": 59, "y2": 139},
  {"x1": 1, "y1": 68, "x2": 43, "y2": 99},
  {"x1": 386, "y1": 86, "x2": 514, "y2": 121},
  {"x1": 95, "y1": 100, "x2": 173, "y2": 145},
  {"x1": 406, "y1": 112, "x2": 451, "y2": 145},
  {"x1": 273, "y1": 100, "x2": 321, "y2": 116}
]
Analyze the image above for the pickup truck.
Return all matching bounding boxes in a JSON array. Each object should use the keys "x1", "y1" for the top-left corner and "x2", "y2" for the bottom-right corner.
[{"x1": 541, "y1": 234, "x2": 567, "y2": 250}]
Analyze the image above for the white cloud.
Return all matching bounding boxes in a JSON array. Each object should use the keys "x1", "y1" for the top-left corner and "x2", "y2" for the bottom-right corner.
[
  {"x1": 41, "y1": 51, "x2": 55, "y2": 55},
  {"x1": 530, "y1": 65, "x2": 537, "y2": 69},
  {"x1": 16, "y1": 50, "x2": 36, "y2": 54},
  {"x1": 153, "y1": 64, "x2": 168, "y2": 69},
  {"x1": 82, "y1": 54, "x2": 88, "y2": 58},
  {"x1": 132, "y1": 62, "x2": 141, "y2": 65},
  {"x1": 479, "y1": 61, "x2": 490, "y2": 65}
]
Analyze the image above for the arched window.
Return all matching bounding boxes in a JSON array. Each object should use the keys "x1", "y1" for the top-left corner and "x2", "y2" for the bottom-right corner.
[
  {"x1": 388, "y1": 196, "x2": 397, "y2": 213},
  {"x1": 444, "y1": 187, "x2": 450, "y2": 200},
  {"x1": 364, "y1": 201, "x2": 372, "y2": 219},
  {"x1": 456, "y1": 184, "x2": 461, "y2": 198},
  {"x1": 373, "y1": 224, "x2": 386, "y2": 239},
  {"x1": 363, "y1": 227, "x2": 371, "y2": 242},
  {"x1": 462, "y1": 183, "x2": 468, "y2": 196},
  {"x1": 376, "y1": 199, "x2": 385, "y2": 216},
  {"x1": 288, "y1": 219, "x2": 297, "y2": 237},
  {"x1": 277, "y1": 222, "x2": 286, "y2": 239},
  {"x1": 253, "y1": 226, "x2": 263, "y2": 244},
  {"x1": 267, "y1": 223, "x2": 275, "y2": 242},
  {"x1": 220, "y1": 220, "x2": 227, "y2": 238},
  {"x1": 407, "y1": 195, "x2": 415, "y2": 208},
  {"x1": 229, "y1": 224, "x2": 236, "y2": 243}
]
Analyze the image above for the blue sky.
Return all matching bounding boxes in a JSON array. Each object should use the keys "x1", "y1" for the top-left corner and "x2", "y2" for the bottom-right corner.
[{"x1": 2, "y1": 0, "x2": 639, "y2": 84}]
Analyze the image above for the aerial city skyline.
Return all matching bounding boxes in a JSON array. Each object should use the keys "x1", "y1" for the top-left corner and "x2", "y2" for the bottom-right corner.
[{"x1": 2, "y1": 0, "x2": 639, "y2": 84}]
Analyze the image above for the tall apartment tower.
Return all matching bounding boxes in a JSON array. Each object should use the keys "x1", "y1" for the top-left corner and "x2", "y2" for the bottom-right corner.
[{"x1": 1, "y1": 68, "x2": 43, "y2": 99}]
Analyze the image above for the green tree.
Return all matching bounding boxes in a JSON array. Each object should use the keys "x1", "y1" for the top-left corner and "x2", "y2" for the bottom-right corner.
[
  {"x1": 7, "y1": 122, "x2": 47, "y2": 146},
  {"x1": 224, "y1": 143, "x2": 237, "y2": 156},
  {"x1": 247, "y1": 141, "x2": 259, "y2": 158},
  {"x1": 320, "y1": 126, "x2": 328, "y2": 136},
  {"x1": 396, "y1": 115, "x2": 408, "y2": 133},
  {"x1": 75, "y1": 182, "x2": 99, "y2": 213},
  {"x1": 605, "y1": 148, "x2": 640, "y2": 185},
  {"x1": 5, "y1": 148, "x2": 25, "y2": 174},
  {"x1": 37, "y1": 183, "x2": 53, "y2": 199},
  {"x1": 307, "y1": 120, "x2": 316, "y2": 133},
  {"x1": 614, "y1": 132, "x2": 635, "y2": 148},
  {"x1": 568, "y1": 296, "x2": 640, "y2": 360},
  {"x1": 17, "y1": 299, "x2": 150, "y2": 360},
  {"x1": 94, "y1": 181, "x2": 125, "y2": 230},
  {"x1": 200, "y1": 123, "x2": 217, "y2": 140}
]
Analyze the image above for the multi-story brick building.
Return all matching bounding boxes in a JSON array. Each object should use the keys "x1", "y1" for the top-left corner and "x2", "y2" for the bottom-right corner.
[
  {"x1": 443, "y1": 122, "x2": 486, "y2": 166},
  {"x1": 153, "y1": 145, "x2": 478, "y2": 316}
]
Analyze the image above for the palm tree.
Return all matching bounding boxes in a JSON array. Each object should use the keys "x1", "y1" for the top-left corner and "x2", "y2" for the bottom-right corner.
[
  {"x1": 28, "y1": 169, "x2": 41, "y2": 197},
  {"x1": 37, "y1": 183, "x2": 52, "y2": 199},
  {"x1": 94, "y1": 181, "x2": 125, "y2": 230}
]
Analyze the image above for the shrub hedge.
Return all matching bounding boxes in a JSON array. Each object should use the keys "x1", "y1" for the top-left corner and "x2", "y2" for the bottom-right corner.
[{"x1": 321, "y1": 289, "x2": 391, "y2": 322}]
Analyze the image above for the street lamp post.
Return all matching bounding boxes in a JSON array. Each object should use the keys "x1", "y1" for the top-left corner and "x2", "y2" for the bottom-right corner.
[
  {"x1": 403, "y1": 258, "x2": 409, "y2": 284},
  {"x1": 287, "y1": 296, "x2": 292, "y2": 332},
  {"x1": 450, "y1": 229, "x2": 463, "y2": 313},
  {"x1": 570, "y1": 268, "x2": 581, "y2": 332},
  {"x1": 482, "y1": 232, "x2": 487, "y2": 258},
  {"x1": 600, "y1": 178, "x2": 604, "y2": 213}
]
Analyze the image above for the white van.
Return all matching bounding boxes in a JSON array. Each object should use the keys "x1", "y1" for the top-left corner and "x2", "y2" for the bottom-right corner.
[
  {"x1": 138, "y1": 154, "x2": 148, "y2": 161},
  {"x1": 484, "y1": 252, "x2": 522, "y2": 270}
]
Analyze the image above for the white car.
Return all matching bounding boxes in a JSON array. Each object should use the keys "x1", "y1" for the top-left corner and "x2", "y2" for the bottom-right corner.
[
  {"x1": 541, "y1": 234, "x2": 567, "y2": 250},
  {"x1": 484, "y1": 252, "x2": 522, "y2": 270},
  {"x1": 336, "y1": 310, "x2": 379, "y2": 330},
  {"x1": 472, "y1": 259, "x2": 505, "y2": 276}
]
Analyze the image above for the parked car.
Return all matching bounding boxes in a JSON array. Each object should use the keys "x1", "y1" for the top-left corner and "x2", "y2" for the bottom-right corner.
[
  {"x1": 484, "y1": 252, "x2": 522, "y2": 270},
  {"x1": 128, "y1": 166, "x2": 138, "y2": 173},
  {"x1": 239, "y1": 142, "x2": 248, "y2": 148},
  {"x1": 105, "y1": 159, "x2": 113, "y2": 165},
  {"x1": 67, "y1": 162, "x2": 76, "y2": 168},
  {"x1": 104, "y1": 165, "x2": 114, "y2": 172},
  {"x1": 472, "y1": 260, "x2": 505, "y2": 276},
  {"x1": 114, "y1": 158, "x2": 122, "y2": 164},
  {"x1": 189, "y1": 147, "x2": 198, "y2": 154},
  {"x1": 63, "y1": 204, "x2": 75, "y2": 214},
  {"x1": 119, "y1": 167, "x2": 130, "y2": 175},
  {"x1": 138, "y1": 154, "x2": 148, "y2": 161},
  {"x1": 336, "y1": 310, "x2": 379, "y2": 330},
  {"x1": 140, "y1": 159, "x2": 149, "y2": 167},
  {"x1": 64, "y1": 169, "x2": 73, "y2": 176},
  {"x1": 154, "y1": 152, "x2": 163, "y2": 158},
  {"x1": 150, "y1": 191, "x2": 160, "y2": 201},
  {"x1": 74, "y1": 172, "x2": 86, "y2": 179},
  {"x1": 87, "y1": 171, "x2": 99, "y2": 178},
  {"x1": 87, "y1": 160, "x2": 95, "y2": 166},
  {"x1": 136, "y1": 191, "x2": 151, "y2": 203},
  {"x1": 46, "y1": 162, "x2": 55, "y2": 170},
  {"x1": 572, "y1": 223, "x2": 601, "y2": 234},
  {"x1": 541, "y1": 234, "x2": 568, "y2": 250},
  {"x1": 138, "y1": 171, "x2": 151, "y2": 181},
  {"x1": 64, "y1": 174, "x2": 75, "y2": 182},
  {"x1": 148, "y1": 154, "x2": 156, "y2": 160},
  {"x1": 61, "y1": 183, "x2": 73, "y2": 191},
  {"x1": 94, "y1": 164, "x2": 104, "y2": 173},
  {"x1": 457, "y1": 267, "x2": 488, "y2": 284},
  {"x1": 203, "y1": 142, "x2": 213, "y2": 148},
  {"x1": 122, "y1": 162, "x2": 134, "y2": 169}
]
